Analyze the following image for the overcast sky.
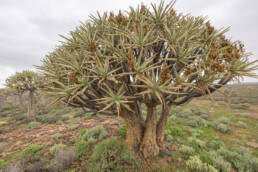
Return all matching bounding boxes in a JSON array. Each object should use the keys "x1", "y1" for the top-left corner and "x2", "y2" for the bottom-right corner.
[{"x1": 0, "y1": 0, "x2": 257, "y2": 87}]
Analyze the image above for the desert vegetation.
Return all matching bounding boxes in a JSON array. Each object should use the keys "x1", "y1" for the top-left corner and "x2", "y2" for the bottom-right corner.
[{"x1": 0, "y1": 1, "x2": 257, "y2": 171}]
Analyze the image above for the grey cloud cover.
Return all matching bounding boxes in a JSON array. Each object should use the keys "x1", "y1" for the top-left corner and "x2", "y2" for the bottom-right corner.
[{"x1": 0, "y1": 0, "x2": 257, "y2": 87}]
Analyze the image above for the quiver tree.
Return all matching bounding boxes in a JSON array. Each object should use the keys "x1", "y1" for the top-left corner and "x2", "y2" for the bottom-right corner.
[
  {"x1": 38, "y1": 1, "x2": 257, "y2": 158},
  {"x1": 5, "y1": 70, "x2": 42, "y2": 121}
]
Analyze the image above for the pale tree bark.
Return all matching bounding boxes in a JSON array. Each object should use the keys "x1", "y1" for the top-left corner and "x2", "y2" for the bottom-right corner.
[
  {"x1": 121, "y1": 103, "x2": 172, "y2": 158},
  {"x1": 156, "y1": 104, "x2": 172, "y2": 149},
  {"x1": 140, "y1": 105, "x2": 159, "y2": 158},
  {"x1": 27, "y1": 90, "x2": 36, "y2": 121},
  {"x1": 18, "y1": 94, "x2": 24, "y2": 111}
]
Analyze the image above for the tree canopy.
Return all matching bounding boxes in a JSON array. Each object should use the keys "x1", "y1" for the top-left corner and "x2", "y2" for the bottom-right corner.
[
  {"x1": 6, "y1": 70, "x2": 41, "y2": 94},
  {"x1": 39, "y1": 1, "x2": 257, "y2": 114}
]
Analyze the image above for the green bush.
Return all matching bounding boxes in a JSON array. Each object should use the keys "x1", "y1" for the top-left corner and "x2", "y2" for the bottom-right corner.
[
  {"x1": 186, "y1": 155, "x2": 218, "y2": 172},
  {"x1": 87, "y1": 137, "x2": 140, "y2": 172},
  {"x1": 217, "y1": 147, "x2": 258, "y2": 172},
  {"x1": 56, "y1": 120, "x2": 63, "y2": 125},
  {"x1": 60, "y1": 114, "x2": 70, "y2": 121},
  {"x1": 209, "y1": 151, "x2": 231, "y2": 172},
  {"x1": 213, "y1": 117, "x2": 232, "y2": 133},
  {"x1": 0, "y1": 160, "x2": 10, "y2": 169},
  {"x1": 188, "y1": 137, "x2": 206, "y2": 150},
  {"x1": 208, "y1": 140, "x2": 224, "y2": 150},
  {"x1": 28, "y1": 121, "x2": 41, "y2": 129},
  {"x1": 179, "y1": 145, "x2": 195, "y2": 156},
  {"x1": 191, "y1": 129, "x2": 203, "y2": 137},
  {"x1": 13, "y1": 113, "x2": 27, "y2": 122},
  {"x1": 166, "y1": 126, "x2": 184, "y2": 137},
  {"x1": 191, "y1": 108, "x2": 207, "y2": 116},
  {"x1": 187, "y1": 117, "x2": 208, "y2": 128},
  {"x1": 214, "y1": 123, "x2": 232, "y2": 133},
  {"x1": 51, "y1": 133, "x2": 63, "y2": 141},
  {"x1": 199, "y1": 151, "x2": 213, "y2": 165},
  {"x1": 167, "y1": 115, "x2": 177, "y2": 125},
  {"x1": 37, "y1": 115, "x2": 58, "y2": 124},
  {"x1": 81, "y1": 126, "x2": 108, "y2": 143},
  {"x1": 21, "y1": 144, "x2": 43, "y2": 161},
  {"x1": 68, "y1": 123, "x2": 78, "y2": 130},
  {"x1": 75, "y1": 140, "x2": 89, "y2": 156},
  {"x1": 117, "y1": 124, "x2": 126, "y2": 139},
  {"x1": 77, "y1": 128, "x2": 87, "y2": 139},
  {"x1": 1, "y1": 105, "x2": 12, "y2": 111},
  {"x1": 50, "y1": 144, "x2": 67, "y2": 155},
  {"x1": 239, "y1": 113, "x2": 250, "y2": 118},
  {"x1": 231, "y1": 104, "x2": 250, "y2": 110}
]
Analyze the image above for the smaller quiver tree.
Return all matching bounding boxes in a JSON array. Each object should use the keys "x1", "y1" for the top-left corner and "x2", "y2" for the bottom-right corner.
[{"x1": 6, "y1": 70, "x2": 42, "y2": 121}]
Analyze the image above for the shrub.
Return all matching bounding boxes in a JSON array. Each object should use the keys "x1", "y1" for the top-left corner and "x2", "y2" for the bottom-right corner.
[
  {"x1": 214, "y1": 123, "x2": 232, "y2": 133},
  {"x1": 56, "y1": 120, "x2": 63, "y2": 125},
  {"x1": 231, "y1": 104, "x2": 250, "y2": 110},
  {"x1": 179, "y1": 145, "x2": 195, "y2": 156},
  {"x1": 236, "y1": 121, "x2": 248, "y2": 128},
  {"x1": 188, "y1": 137, "x2": 206, "y2": 150},
  {"x1": 191, "y1": 129, "x2": 203, "y2": 137},
  {"x1": 239, "y1": 113, "x2": 250, "y2": 118},
  {"x1": 77, "y1": 128, "x2": 87, "y2": 139},
  {"x1": 37, "y1": 115, "x2": 58, "y2": 124},
  {"x1": 166, "y1": 126, "x2": 184, "y2": 137},
  {"x1": 81, "y1": 126, "x2": 108, "y2": 143},
  {"x1": 176, "y1": 109, "x2": 192, "y2": 118},
  {"x1": 28, "y1": 121, "x2": 41, "y2": 129},
  {"x1": 13, "y1": 113, "x2": 27, "y2": 122},
  {"x1": 187, "y1": 117, "x2": 208, "y2": 128},
  {"x1": 74, "y1": 110, "x2": 86, "y2": 118},
  {"x1": 216, "y1": 117, "x2": 230, "y2": 125},
  {"x1": 75, "y1": 140, "x2": 89, "y2": 156},
  {"x1": 68, "y1": 124, "x2": 78, "y2": 130},
  {"x1": 208, "y1": 140, "x2": 224, "y2": 150},
  {"x1": 51, "y1": 133, "x2": 63, "y2": 141},
  {"x1": 217, "y1": 147, "x2": 258, "y2": 172},
  {"x1": 87, "y1": 137, "x2": 140, "y2": 172},
  {"x1": 50, "y1": 144, "x2": 68, "y2": 155},
  {"x1": 191, "y1": 108, "x2": 207, "y2": 116},
  {"x1": 48, "y1": 149, "x2": 77, "y2": 172},
  {"x1": 186, "y1": 155, "x2": 218, "y2": 172},
  {"x1": 213, "y1": 117, "x2": 232, "y2": 133},
  {"x1": 117, "y1": 124, "x2": 126, "y2": 139},
  {"x1": 60, "y1": 114, "x2": 70, "y2": 121},
  {"x1": 199, "y1": 151, "x2": 213, "y2": 165},
  {"x1": 0, "y1": 160, "x2": 10, "y2": 169},
  {"x1": 1, "y1": 105, "x2": 12, "y2": 111},
  {"x1": 167, "y1": 115, "x2": 177, "y2": 125},
  {"x1": 209, "y1": 151, "x2": 231, "y2": 172},
  {"x1": 21, "y1": 144, "x2": 43, "y2": 161}
]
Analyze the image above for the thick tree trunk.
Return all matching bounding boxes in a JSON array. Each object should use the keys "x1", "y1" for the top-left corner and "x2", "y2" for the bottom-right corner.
[
  {"x1": 156, "y1": 105, "x2": 171, "y2": 149},
  {"x1": 121, "y1": 104, "x2": 170, "y2": 158},
  {"x1": 140, "y1": 106, "x2": 159, "y2": 158},
  {"x1": 27, "y1": 91, "x2": 35, "y2": 121},
  {"x1": 121, "y1": 108, "x2": 144, "y2": 153},
  {"x1": 18, "y1": 94, "x2": 24, "y2": 111}
]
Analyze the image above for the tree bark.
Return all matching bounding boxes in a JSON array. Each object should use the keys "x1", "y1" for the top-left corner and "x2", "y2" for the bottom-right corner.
[
  {"x1": 120, "y1": 108, "x2": 144, "y2": 153},
  {"x1": 156, "y1": 104, "x2": 171, "y2": 149},
  {"x1": 18, "y1": 94, "x2": 24, "y2": 111},
  {"x1": 121, "y1": 104, "x2": 171, "y2": 158},
  {"x1": 27, "y1": 90, "x2": 35, "y2": 121},
  {"x1": 140, "y1": 106, "x2": 159, "y2": 158}
]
